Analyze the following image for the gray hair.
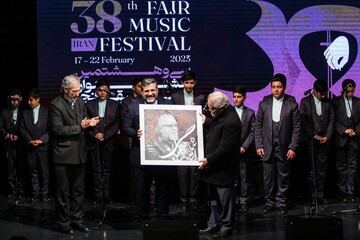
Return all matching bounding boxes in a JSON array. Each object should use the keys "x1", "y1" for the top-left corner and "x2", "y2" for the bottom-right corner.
[
  {"x1": 141, "y1": 78, "x2": 157, "y2": 89},
  {"x1": 61, "y1": 74, "x2": 80, "y2": 91},
  {"x1": 208, "y1": 91, "x2": 229, "y2": 109}
]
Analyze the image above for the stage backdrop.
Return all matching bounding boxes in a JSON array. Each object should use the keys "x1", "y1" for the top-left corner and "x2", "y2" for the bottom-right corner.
[{"x1": 37, "y1": 0, "x2": 360, "y2": 110}]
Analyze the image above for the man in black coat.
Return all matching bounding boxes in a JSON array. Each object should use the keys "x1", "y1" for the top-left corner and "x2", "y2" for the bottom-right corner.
[
  {"x1": 20, "y1": 88, "x2": 50, "y2": 202},
  {"x1": 86, "y1": 79, "x2": 120, "y2": 204},
  {"x1": 332, "y1": 79, "x2": 360, "y2": 203},
  {"x1": 0, "y1": 89, "x2": 26, "y2": 200},
  {"x1": 232, "y1": 86, "x2": 255, "y2": 212},
  {"x1": 123, "y1": 77, "x2": 172, "y2": 219},
  {"x1": 254, "y1": 73, "x2": 301, "y2": 215},
  {"x1": 300, "y1": 79, "x2": 334, "y2": 204},
  {"x1": 199, "y1": 91, "x2": 241, "y2": 239},
  {"x1": 48, "y1": 74, "x2": 99, "y2": 235}
]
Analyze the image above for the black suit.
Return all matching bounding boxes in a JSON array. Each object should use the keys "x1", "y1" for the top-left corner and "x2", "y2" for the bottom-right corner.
[
  {"x1": 48, "y1": 95, "x2": 89, "y2": 228},
  {"x1": 300, "y1": 95, "x2": 334, "y2": 199},
  {"x1": 235, "y1": 106, "x2": 255, "y2": 205},
  {"x1": 86, "y1": 98, "x2": 120, "y2": 201},
  {"x1": 20, "y1": 105, "x2": 49, "y2": 198},
  {"x1": 0, "y1": 107, "x2": 26, "y2": 197},
  {"x1": 171, "y1": 90, "x2": 206, "y2": 206},
  {"x1": 123, "y1": 97, "x2": 172, "y2": 218},
  {"x1": 254, "y1": 94, "x2": 301, "y2": 208},
  {"x1": 201, "y1": 105, "x2": 241, "y2": 234},
  {"x1": 332, "y1": 95, "x2": 360, "y2": 197}
]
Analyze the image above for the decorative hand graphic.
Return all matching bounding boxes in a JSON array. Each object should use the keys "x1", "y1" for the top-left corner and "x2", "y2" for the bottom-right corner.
[{"x1": 323, "y1": 36, "x2": 349, "y2": 71}]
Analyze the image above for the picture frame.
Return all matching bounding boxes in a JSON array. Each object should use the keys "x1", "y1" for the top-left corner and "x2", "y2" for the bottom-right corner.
[{"x1": 139, "y1": 104, "x2": 204, "y2": 166}]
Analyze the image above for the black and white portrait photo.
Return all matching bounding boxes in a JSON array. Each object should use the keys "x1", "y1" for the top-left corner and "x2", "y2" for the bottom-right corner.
[{"x1": 139, "y1": 104, "x2": 204, "y2": 166}]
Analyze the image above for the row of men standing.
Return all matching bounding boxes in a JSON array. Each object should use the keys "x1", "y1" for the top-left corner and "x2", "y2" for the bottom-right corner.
[{"x1": 0, "y1": 72, "x2": 359, "y2": 237}]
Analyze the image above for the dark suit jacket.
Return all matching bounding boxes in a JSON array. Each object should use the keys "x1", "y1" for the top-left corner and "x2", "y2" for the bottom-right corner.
[
  {"x1": 171, "y1": 90, "x2": 206, "y2": 106},
  {"x1": 122, "y1": 97, "x2": 172, "y2": 166},
  {"x1": 19, "y1": 105, "x2": 49, "y2": 151},
  {"x1": 237, "y1": 106, "x2": 255, "y2": 150},
  {"x1": 300, "y1": 95, "x2": 334, "y2": 141},
  {"x1": 202, "y1": 105, "x2": 242, "y2": 186},
  {"x1": 48, "y1": 95, "x2": 88, "y2": 165},
  {"x1": 85, "y1": 98, "x2": 120, "y2": 151},
  {"x1": 332, "y1": 95, "x2": 360, "y2": 148},
  {"x1": 255, "y1": 94, "x2": 301, "y2": 161},
  {"x1": 0, "y1": 107, "x2": 23, "y2": 151}
]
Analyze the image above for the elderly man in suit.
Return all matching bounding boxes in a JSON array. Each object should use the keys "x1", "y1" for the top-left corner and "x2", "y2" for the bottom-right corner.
[
  {"x1": 300, "y1": 79, "x2": 334, "y2": 205},
  {"x1": 48, "y1": 74, "x2": 99, "y2": 235},
  {"x1": 86, "y1": 79, "x2": 120, "y2": 204},
  {"x1": 198, "y1": 91, "x2": 241, "y2": 239},
  {"x1": 171, "y1": 70, "x2": 206, "y2": 211},
  {"x1": 19, "y1": 88, "x2": 50, "y2": 202},
  {"x1": 332, "y1": 79, "x2": 360, "y2": 203},
  {"x1": 123, "y1": 77, "x2": 172, "y2": 219},
  {"x1": 232, "y1": 86, "x2": 255, "y2": 212},
  {"x1": 254, "y1": 73, "x2": 301, "y2": 215}
]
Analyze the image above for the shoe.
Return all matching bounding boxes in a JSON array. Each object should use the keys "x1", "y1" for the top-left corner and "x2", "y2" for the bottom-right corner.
[
  {"x1": 179, "y1": 201, "x2": 189, "y2": 211},
  {"x1": 40, "y1": 194, "x2": 50, "y2": 202},
  {"x1": 348, "y1": 196, "x2": 356, "y2": 203},
  {"x1": 213, "y1": 231, "x2": 232, "y2": 239},
  {"x1": 71, "y1": 222, "x2": 90, "y2": 232},
  {"x1": 263, "y1": 205, "x2": 276, "y2": 214},
  {"x1": 189, "y1": 200, "x2": 199, "y2": 210},
  {"x1": 30, "y1": 196, "x2": 40, "y2": 203},
  {"x1": 278, "y1": 206, "x2": 287, "y2": 215},
  {"x1": 239, "y1": 204, "x2": 249, "y2": 212},
  {"x1": 58, "y1": 225, "x2": 74, "y2": 235},
  {"x1": 342, "y1": 197, "x2": 348, "y2": 203},
  {"x1": 199, "y1": 226, "x2": 219, "y2": 234}
]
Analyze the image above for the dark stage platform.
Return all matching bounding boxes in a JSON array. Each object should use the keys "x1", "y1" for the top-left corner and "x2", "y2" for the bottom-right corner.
[{"x1": 0, "y1": 194, "x2": 359, "y2": 240}]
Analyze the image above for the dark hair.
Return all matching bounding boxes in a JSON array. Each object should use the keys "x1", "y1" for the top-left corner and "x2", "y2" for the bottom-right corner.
[
  {"x1": 181, "y1": 70, "x2": 196, "y2": 82},
  {"x1": 313, "y1": 79, "x2": 328, "y2": 93},
  {"x1": 132, "y1": 77, "x2": 143, "y2": 86},
  {"x1": 28, "y1": 88, "x2": 40, "y2": 99},
  {"x1": 96, "y1": 79, "x2": 110, "y2": 89},
  {"x1": 271, "y1": 73, "x2": 287, "y2": 88},
  {"x1": 9, "y1": 88, "x2": 22, "y2": 97},
  {"x1": 233, "y1": 86, "x2": 247, "y2": 97},
  {"x1": 342, "y1": 79, "x2": 356, "y2": 90}
]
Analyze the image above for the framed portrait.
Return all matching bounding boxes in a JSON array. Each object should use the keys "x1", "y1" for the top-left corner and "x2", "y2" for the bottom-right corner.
[{"x1": 139, "y1": 104, "x2": 204, "y2": 166}]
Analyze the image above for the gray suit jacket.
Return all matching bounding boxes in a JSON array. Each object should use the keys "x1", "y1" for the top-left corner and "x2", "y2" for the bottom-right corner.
[
  {"x1": 171, "y1": 90, "x2": 206, "y2": 106},
  {"x1": 86, "y1": 98, "x2": 120, "y2": 151},
  {"x1": 332, "y1": 95, "x2": 360, "y2": 149},
  {"x1": 300, "y1": 95, "x2": 334, "y2": 141},
  {"x1": 255, "y1": 94, "x2": 301, "y2": 161},
  {"x1": 48, "y1": 95, "x2": 88, "y2": 165},
  {"x1": 20, "y1": 105, "x2": 49, "y2": 151},
  {"x1": 237, "y1": 106, "x2": 255, "y2": 150}
]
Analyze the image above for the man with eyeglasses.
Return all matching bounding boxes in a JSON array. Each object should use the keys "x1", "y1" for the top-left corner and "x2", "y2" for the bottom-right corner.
[{"x1": 198, "y1": 91, "x2": 241, "y2": 239}]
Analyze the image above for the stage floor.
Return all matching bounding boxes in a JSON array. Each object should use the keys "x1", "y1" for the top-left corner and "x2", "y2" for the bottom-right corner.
[{"x1": 0, "y1": 194, "x2": 359, "y2": 240}]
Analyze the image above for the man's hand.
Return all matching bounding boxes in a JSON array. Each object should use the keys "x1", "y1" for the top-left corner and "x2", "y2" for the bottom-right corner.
[
  {"x1": 198, "y1": 158, "x2": 208, "y2": 170},
  {"x1": 256, "y1": 148, "x2": 264, "y2": 158},
  {"x1": 286, "y1": 149, "x2": 296, "y2": 160},
  {"x1": 95, "y1": 133, "x2": 104, "y2": 141}
]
